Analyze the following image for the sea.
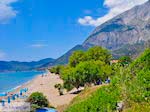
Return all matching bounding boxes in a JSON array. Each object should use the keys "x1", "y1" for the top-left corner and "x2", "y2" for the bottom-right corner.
[{"x1": 0, "y1": 71, "x2": 45, "y2": 93}]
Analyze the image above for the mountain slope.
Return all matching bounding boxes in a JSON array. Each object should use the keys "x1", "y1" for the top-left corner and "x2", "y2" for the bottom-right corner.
[
  {"x1": 41, "y1": 1, "x2": 150, "y2": 68},
  {"x1": 0, "y1": 58, "x2": 55, "y2": 72},
  {"x1": 112, "y1": 41, "x2": 146, "y2": 59},
  {"x1": 53, "y1": 45, "x2": 87, "y2": 65},
  {"x1": 42, "y1": 45, "x2": 87, "y2": 67},
  {"x1": 83, "y1": 1, "x2": 150, "y2": 50}
]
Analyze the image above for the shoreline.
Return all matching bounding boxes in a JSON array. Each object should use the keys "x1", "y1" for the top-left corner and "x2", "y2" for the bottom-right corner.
[
  {"x1": 10, "y1": 75, "x2": 39, "y2": 94},
  {"x1": 1, "y1": 72, "x2": 77, "y2": 110},
  {"x1": 10, "y1": 73, "x2": 45, "y2": 97},
  {"x1": 0, "y1": 71, "x2": 45, "y2": 94},
  {"x1": 0, "y1": 74, "x2": 39, "y2": 94}
]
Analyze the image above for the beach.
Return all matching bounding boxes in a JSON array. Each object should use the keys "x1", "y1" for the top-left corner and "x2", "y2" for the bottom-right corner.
[{"x1": 7, "y1": 72, "x2": 77, "y2": 109}]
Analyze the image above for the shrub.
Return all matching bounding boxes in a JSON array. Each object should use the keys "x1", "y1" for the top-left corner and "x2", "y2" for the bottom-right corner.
[
  {"x1": 27, "y1": 92, "x2": 49, "y2": 110},
  {"x1": 49, "y1": 65, "x2": 64, "y2": 74}
]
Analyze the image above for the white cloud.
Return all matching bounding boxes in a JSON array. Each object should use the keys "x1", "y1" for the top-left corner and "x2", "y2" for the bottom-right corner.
[
  {"x1": 30, "y1": 44, "x2": 48, "y2": 48},
  {"x1": 0, "y1": 51, "x2": 6, "y2": 60},
  {"x1": 0, "y1": 0, "x2": 18, "y2": 24},
  {"x1": 78, "y1": 16, "x2": 95, "y2": 26},
  {"x1": 78, "y1": 0, "x2": 148, "y2": 26}
]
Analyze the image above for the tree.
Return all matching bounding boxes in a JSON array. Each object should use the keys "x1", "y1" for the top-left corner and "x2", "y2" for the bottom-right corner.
[
  {"x1": 60, "y1": 66, "x2": 74, "y2": 91},
  {"x1": 119, "y1": 56, "x2": 132, "y2": 66},
  {"x1": 74, "y1": 61, "x2": 102, "y2": 85},
  {"x1": 60, "y1": 46, "x2": 113, "y2": 91},
  {"x1": 69, "y1": 46, "x2": 111, "y2": 68},
  {"x1": 98, "y1": 62, "x2": 113, "y2": 81},
  {"x1": 69, "y1": 51, "x2": 85, "y2": 67},
  {"x1": 86, "y1": 46, "x2": 111, "y2": 64},
  {"x1": 61, "y1": 61, "x2": 112, "y2": 90},
  {"x1": 27, "y1": 92, "x2": 49, "y2": 109}
]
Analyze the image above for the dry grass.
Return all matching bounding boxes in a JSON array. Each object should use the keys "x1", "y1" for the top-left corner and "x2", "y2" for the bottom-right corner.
[
  {"x1": 57, "y1": 104, "x2": 68, "y2": 112},
  {"x1": 123, "y1": 102, "x2": 150, "y2": 112}
]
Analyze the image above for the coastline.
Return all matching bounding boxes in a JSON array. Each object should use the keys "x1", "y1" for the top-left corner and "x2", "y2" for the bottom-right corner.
[
  {"x1": 10, "y1": 74, "x2": 40, "y2": 95},
  {"x1": 0, "y1": 71, "x2": 45, "y2": 94},
  {"x1": 3, "y1": 72, "x2": 77, "y2": 108},
  {"x1": 0, "y1": 74, "x2": 41, "y2": 95}
]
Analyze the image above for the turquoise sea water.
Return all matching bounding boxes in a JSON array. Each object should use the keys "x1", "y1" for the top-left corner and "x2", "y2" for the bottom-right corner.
[{"x1": 0, "y1": 71, "x2": 44, "y2": 93}]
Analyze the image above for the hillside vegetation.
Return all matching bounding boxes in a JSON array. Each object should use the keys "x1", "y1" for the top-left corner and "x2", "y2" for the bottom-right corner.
[
  {"x1": 64, "y1": 48, "x2": 150, "y2": 112},
  {"x1": 50, "y1": 46, "x2": 112, "y2": 91}
]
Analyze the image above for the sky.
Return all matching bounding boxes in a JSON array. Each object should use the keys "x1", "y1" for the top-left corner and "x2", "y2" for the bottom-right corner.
[{"x1": 0, "y1": 0, "x2": 148, "y2": 61}]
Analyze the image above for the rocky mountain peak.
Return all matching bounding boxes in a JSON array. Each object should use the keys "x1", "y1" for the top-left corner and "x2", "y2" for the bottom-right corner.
[{"x1": 83, "y1": 1, "x2": 150, "y2": 50}]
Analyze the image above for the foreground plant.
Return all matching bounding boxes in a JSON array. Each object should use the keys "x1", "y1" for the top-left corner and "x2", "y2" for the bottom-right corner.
[{"x1": 27, "y1": 92, "x2": 50, "y2": 111}]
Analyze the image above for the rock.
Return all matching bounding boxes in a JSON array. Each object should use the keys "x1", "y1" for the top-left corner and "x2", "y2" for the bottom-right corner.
[
  {"x1": 116, "y1": 101, "x2": 124, "y2": 112},
  {"x1": 83, "y1": 1, "x2": 150, "y2": 51}
]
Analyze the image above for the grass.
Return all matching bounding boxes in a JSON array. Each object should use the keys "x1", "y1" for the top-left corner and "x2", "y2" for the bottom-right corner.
[
  {"x1": 57, "y1": 85, "x2": 103, "y2": 112},
  {"x1": 123, "y1": 102, "x2": 150, "y2": 112},
  {"x1": 70, "y1": 85, "x2": 105, "y2": 105}
]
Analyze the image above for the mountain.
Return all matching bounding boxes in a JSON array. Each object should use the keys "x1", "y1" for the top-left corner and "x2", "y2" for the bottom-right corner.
[
  {"x1": 43, "y1": 1, "x2": 150, "y2": 67},
  {"x1": 42, "y1": 45, "x2": 87, "y2": 67},
  {"x1": 0, "y1": 58, "x2": 55, "y2": 72},
  {"x1": 112, "y1": 41, "x2": 146, "y2": 59},
  {"x1": 2, "y1": 2, "x2": 150, "y2": 71},
  {"x1": 83, "y1": 1, "x2": 150, "y2": 50}
]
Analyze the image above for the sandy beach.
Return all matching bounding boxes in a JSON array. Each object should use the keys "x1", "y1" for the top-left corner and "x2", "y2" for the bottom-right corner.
[{"x1": 10, "y1": 72, "x2": 77, "y2": 109}]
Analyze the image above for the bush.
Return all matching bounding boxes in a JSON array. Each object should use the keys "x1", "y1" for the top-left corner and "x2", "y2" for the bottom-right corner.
[
  {"x1": 49, "y1": 65, "x2": 64, "y2": 74},
  {"x1": 27, "y1": 92, "x2": 49, "y2": 111}
]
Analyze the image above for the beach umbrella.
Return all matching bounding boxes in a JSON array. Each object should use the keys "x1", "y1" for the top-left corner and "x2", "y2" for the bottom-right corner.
[
  {"x1": 12, "y1": 95, "x2": 15, "y2": 100},
  {"x1": 24, "y1": 88, "x2": 28, "y2": 92},
  {"x1": 15, "y1": 94, "x2": 19, "y2": 98},
  {"x1": 20, "y1": 89, "x2": 23, "y2": 95},
  {"x1": 8, "y1": 96, "x2": 11, "y2": 103},
  {"x1": 25, "y1": 88, "x2": 28, "y2": 92},
  {"x1": 1, "y1": 100, "x2": 5, "y2": 106},
  {"x1": 20, "y1": 92, "x2": 22, "y2": 96},
  {"x1": 17, "y1": 94, "x2": 19, "y2": 98}
]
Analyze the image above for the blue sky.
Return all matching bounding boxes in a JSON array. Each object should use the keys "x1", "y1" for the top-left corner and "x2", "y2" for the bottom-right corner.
[{"x1": 0, "y1": 0, "x2": 148, "y2": 61}]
